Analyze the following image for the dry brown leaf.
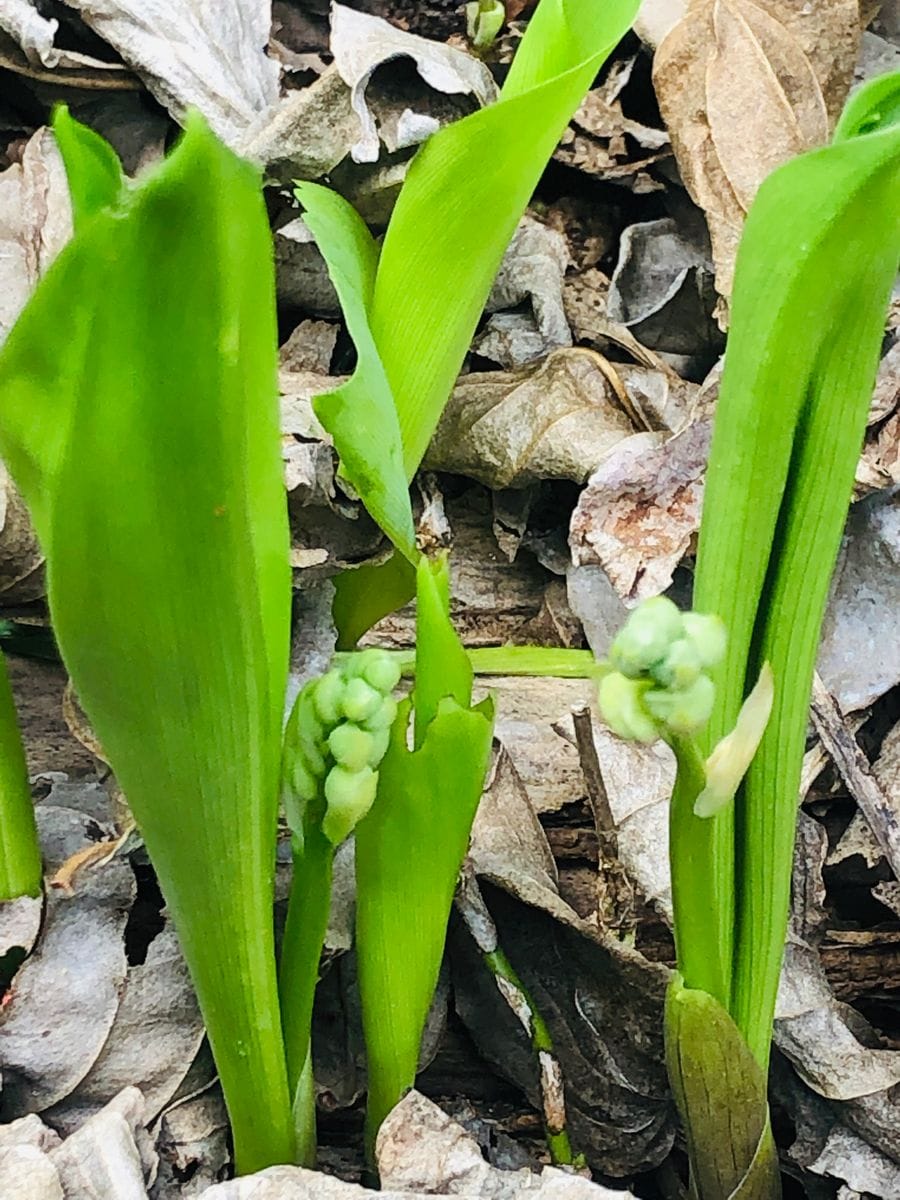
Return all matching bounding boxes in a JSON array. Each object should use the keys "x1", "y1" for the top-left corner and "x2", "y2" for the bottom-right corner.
[
  {"x1": 424, "y1": 349, "x2": 635, "y2": 488},
  {"x1": 569, "y1": 421, "x2": 711, "y2": 603},
  {"x1": 653, "y1": 0, "x2": 859, "y2": 306}
]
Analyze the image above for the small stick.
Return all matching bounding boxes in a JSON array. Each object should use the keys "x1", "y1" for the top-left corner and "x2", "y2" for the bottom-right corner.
[
  {"x1": 570, "y1": 706, "x2": 635, "y2": 937},
  {"x1": 455, "y1": 867, "x2": 583, "y2": 1168},
  {"x1": 809, "y1": 673, "x2": 900, "y2": 879}
]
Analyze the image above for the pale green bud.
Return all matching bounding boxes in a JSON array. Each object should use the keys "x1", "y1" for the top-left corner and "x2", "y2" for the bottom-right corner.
[
  {"x1": 694, "y1": 663, "x2": 774, "y2": 817},
  {"x1": 682, "y1": 613, "x2": 727, "y2": 669},
  {"x1": 361, "y1": 695, "x2": 397, "y2": 732},
  {"x1": 609, "y1": 596, "x2": 684, "y2": 677},
  {"x1": 323, "y1": 764, "x2": 378, "y2": 845},
  {"x1": 597, "y1": 672, "x2": 659, "y2": 743},
  {"x1": 328, "y1": 723, "x2": 375, "y2": 773},
  {"x1": 341, "y1": 677, "x2": 382, "y2": 723},
  {"x1": 650, "y1": 637, "x2": 702, "y2": 691},
  {"x1": 466, "y1": 0, "x2": 504, "y2": 49},
  {"x1": 644, "y1": 674, "x2": 715, "y2": 735},
  {"x1": 367, "y1": 726, "x2": 391, "y2": 767},
  {"x1": 361, "y1": 653, "x2": 401, "y2": 695},
  {"x1": 313, "y1": 669, "x2": 344, "y2": 726},
  {"x1": 285, "y1": 756, "x2": 319, "y2": 804}
]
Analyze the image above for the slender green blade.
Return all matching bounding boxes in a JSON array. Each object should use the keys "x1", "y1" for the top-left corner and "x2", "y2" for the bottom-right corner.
[
  {"x1": 665, "y1": 977, "x2": 780, "y2": 1200},
  {"x1": 52, "y1": 106, "x2": 125, "y2": 230},
  {"x1": 355, "y1": 555, "x2": 494, "y2": 1151},
  {"x1": 693, "y1": 76, "x2": 900, "y2": 1065},
  {"x1": 0, "y1": 113, "x2": 294, "y2": 1172},
  {"x1": 355, "y1": 693, "x2": 494, "y2": 1151},
  {"x1": 372, "y1": 0, "x2": 640, "y2": 477},
  {"x1": 297, "y1": 183, "x2": 416, "y2": 563}
]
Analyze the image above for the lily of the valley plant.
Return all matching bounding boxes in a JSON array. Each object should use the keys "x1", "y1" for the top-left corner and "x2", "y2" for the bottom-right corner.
[
  {"x1": 598, "y1": 71, "x2": 900, "y2": 1200},
  {"x1": 0, "y1": 0, "x2": 638, "y2": 1176}
]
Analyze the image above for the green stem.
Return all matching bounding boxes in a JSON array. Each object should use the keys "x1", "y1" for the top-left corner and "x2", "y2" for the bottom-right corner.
[
  {"x1": 485, "y1": 946, "x2": 578, "y2": 1166},
  {"x1": 278, "y1": 826, "x2": 335, "y2": 1165},
  {"x1": 667, "y1": 734, "x2": 732, "y2": 1010},
  {"x1": 0, "y1": 652, "x2": 41, "y2": 900}
]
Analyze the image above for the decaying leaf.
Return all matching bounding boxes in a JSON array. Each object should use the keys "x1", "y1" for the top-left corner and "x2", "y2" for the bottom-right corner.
[
  {"x1": 242, "y1": 68, "x2": 360, "y2": 180},
  {"x1": 330, "y1": 2, "x2": 497, "y2": 163},
  {"x1": 653, "y1": 0, "x2": 860, "y2": 305},
  {"x1": 0, "y1": 803, "x2": 134, "y2": 1117},
  {"x1": 425, "y1": 350, "x2": 635, "y2": 489},
  {"x1": 569, "y1": 421, "x2": 710, "y2": 603},
  {"x1": 818, "y1": 490, "x2": 900, "y2": 711},
  {"x1": 0, "y1": 126, "x2": 72, "y2": 345},
  {"x1": 57, "y1": 0, "x2": 280, "y2": 149}
]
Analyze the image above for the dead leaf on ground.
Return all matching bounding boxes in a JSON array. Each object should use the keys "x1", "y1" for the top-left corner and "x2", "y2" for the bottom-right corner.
[
  {"x1": 653, "y1": 0, "x2": 860, "y2": 307},
  {"x1": 569, "y1": 421, "x2": 710, "y2": 603},
  {"x1": 818, "y1": 490, "x2": 900, "y2": 712},
  {"x1": 0, "y1": 126, "x2": 72, "y2": 345},
  {"x1": 330, "y1": 2, "x2": 496, "y2": 164},
  {"x1": 58, "y1": 0, "x2": 280, "y2": 150}
]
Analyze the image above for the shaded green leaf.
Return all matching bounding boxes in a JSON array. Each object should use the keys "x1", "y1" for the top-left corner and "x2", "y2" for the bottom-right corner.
[
  {"x1": 665, "y1": 977, "x2": 780, "y2": 1200},
  {"x1": 0, "y1": 113, "x2": 294, "y2": 1172},
  {"x1": 297, "y1": 183, "x2": 417, "y2": 563},
  {"x1": 52, "y1": 105, "x2": 125, "y2": 231}
]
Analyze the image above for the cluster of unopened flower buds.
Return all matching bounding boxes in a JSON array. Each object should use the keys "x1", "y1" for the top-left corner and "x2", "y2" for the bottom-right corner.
[
  {"x1": 282, "y1": 649, "x2": 402, "y2": 847},
  {"x1": 597, "y1": 596, "x2": 727, "y2": 743}
]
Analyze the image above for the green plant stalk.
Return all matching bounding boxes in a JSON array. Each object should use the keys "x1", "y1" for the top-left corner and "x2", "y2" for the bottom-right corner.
[
  {"x1": 0, "y1": 113, "x2": 296, "y2": 1172},
  {"x1": 337, "y1": 646, "x2": 598, "y2": 679},
  {"x1": 0, "y1": 652, "x2": 41, "y2": 900},
  {"x1": 666, "y1": 735, "x2": 730, "y2": 1007},
  {"x1": 693, "y1": 84, "x2": 900, "y2": 1068},
  {"x1": 279, "y1": 825, "x2": 334, "y2": 1166}
]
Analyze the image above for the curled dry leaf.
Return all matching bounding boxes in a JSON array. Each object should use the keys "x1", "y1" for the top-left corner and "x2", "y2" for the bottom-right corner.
[
  {"x1": 0, "y1": 803, "x2": 134, "y2": 1117},
  {"x1": 0, "y1": 126, "x2": 72, "y2": 345},
  {"x1": 330, "y1": 2, "x2": 497, "y2": 163},
  {"x1": 60, "y1": 0, "x2": 279, "y2": 150},
  {"x1": 818, "y1": 490, "x2": 900, "y2": 712},
  {"x1": 569, "y1": 420, "x2": 711, "y2": 603},
  {"x1": 653, "y1": 0, "x2": 859, "y2": 305},
  {"x1": 424, "y1": 349, "x2": 636, "y2": 489}
]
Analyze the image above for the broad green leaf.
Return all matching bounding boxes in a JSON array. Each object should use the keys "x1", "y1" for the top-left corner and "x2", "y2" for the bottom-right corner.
[
  {"x1": 692, "y1": 74, "x2": 900, "y2": 1066},
  {"x1": 310, "y1": 0, "x2": 638, "y2": 643},
  {"x1": 355, "y1": 555, "x2": 494, "y2": 1151},
  {"x1": 52, "y1": 106, "x2": 125, "y2": 230},
  {"x1": 372, "y1": 0, "x2": 641, "y2": 478},
  {"x1": 665, "y1": 976, "x2": 780, "y2": 1200},
  {"x1": 332, "y1": 554, "x2": 416, "y2": 652},
  {"x1": 297, "y1": 183, "x2": 416, "y2": 563},
  {"x1": 0, "y1": 113, "x2": 294, "y2": 1172},
  {"x1": 355, "y1": 693, "x2": 494, "y2": 1152}
]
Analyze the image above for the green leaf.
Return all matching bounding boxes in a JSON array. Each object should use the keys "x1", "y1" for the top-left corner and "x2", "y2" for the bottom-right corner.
[
  {"x1": 355, "y1": 692, "x2": 494, "y2": 1152},
  {"x1": 52, "y1": 106, "x2": 125, "y2": 231},
  {"x1": 297, "y1": 183, "x2": 417, "y2": 563},
  {"x1": 413, "y1": 553, "x2": 473, "y2": 745},
  {"x1": 372, "y1": 0, "x2": 641, "y2": 478},
  {"x1": 0, "y1": 113, "x2": 294, "y2": 1172},
  {"x1": 665, "y1": 976, "x2": 780, "y2": 1200},
  {"x1": 692, "y1": 73, "x2": 900, "y2": 1066},
  {"x1": 332, "y1": 554, "x2": 417, "y2": 652}
]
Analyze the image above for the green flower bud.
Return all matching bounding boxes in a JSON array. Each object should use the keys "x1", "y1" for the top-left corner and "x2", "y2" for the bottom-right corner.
[
  {"x1": 651, "y1": 637, "x2": 702, "y2": 691},
  {"x1": 313, "y1": 669, "x2": 344, "y2": 726},
  {"x1": 341, "y1": 677, "x2": 383, "y2": 723},
  {"x1": 285, "y1": 755, "x2": 319, "y2": 805},
  {"x1": 644, "y1": 674, "x2": 715, "y2": 735},
  {"x1": 366, "y1": 726, "x2": 391, "y2": 767},
  {"x1": 323, "y1": 764, "x2": 378, "y2": 846},
  {"x1": 361, "y1": 653, "x2": 401, "y2": 695},
  {"x1": 682, "y1": 613, "x2": 727, "y2": 669},
  {"x1": 328, "y1": 723, "x2": 375, "y2": 773},
  {"x1": 597, "y1": 672, "x2": 659, "y2": 743},
  {"x1": 361, "y1": 695, "x2": 397, "y2": 732},
  {"x1": 609, "y1": 596, "x2": 684, "y2": 677}
]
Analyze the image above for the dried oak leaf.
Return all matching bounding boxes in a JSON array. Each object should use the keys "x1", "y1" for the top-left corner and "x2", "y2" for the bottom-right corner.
[{"x1": 653, "y1": 0, "x2": 859, "y2": 306}]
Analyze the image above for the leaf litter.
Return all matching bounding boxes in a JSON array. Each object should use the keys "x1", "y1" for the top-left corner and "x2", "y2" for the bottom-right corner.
[{"x1": 0, "y1": 0, "x2": 899, "y2": 1195}]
